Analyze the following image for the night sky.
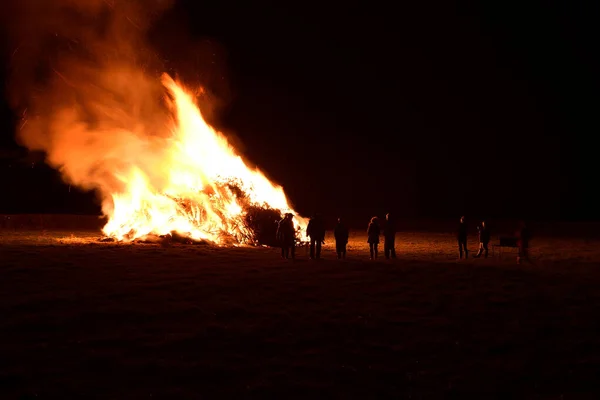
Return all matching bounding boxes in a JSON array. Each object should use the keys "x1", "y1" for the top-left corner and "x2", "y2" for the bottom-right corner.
[{"x1": 0, "y1": 1, "x2": 598, "y2": 224}]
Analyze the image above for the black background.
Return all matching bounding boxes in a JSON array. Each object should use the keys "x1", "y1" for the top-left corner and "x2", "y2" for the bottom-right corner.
[{"x1": 1, "y1": 1, "x2": 598, "y2": 224}]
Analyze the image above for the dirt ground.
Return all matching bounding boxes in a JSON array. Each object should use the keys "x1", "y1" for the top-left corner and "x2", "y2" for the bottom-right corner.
[{"x1": 2, "y1": 228, "x2": 600, "y2": 398}]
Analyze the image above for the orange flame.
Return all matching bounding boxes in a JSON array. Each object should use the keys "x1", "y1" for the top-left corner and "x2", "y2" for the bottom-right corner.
[{"x1": 101, "y1": 73, "x2": 307, "y2": 244}]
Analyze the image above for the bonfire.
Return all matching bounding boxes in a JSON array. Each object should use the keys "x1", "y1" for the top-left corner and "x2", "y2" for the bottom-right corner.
[
  {"x1": 98, "y1": 74, "x2": 308, "y2": 245},
  {"x1": 9, "y1": 0, "x2": 307, "y2": 247}
]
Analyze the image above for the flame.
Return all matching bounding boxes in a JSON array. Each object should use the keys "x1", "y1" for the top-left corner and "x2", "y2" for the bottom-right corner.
[{"x1": 100, "y1": 73, "x2": 307, "y2": 244}]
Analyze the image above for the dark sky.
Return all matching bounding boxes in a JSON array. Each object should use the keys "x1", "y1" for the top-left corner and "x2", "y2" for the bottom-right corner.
[{"x1": 0, "y1": 1, "x2": 598, "y2": 223}]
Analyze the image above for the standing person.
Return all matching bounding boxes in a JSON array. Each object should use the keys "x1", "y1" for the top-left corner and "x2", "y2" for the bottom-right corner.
[
  {"x1": 306, "y1": 213, "x2": 326, "y2": 259},
  {"x1": 367, "y1": 216, "x2": 380, "y2": 260},
  {"x1": 383, "y1": 212, "x2": 397, "y2": 259},
  {"x1": 276, "y1": 213, "x2": 296, "y2": 259},
  {"x1": 516, "y1": 221, "x2": 531, "y2": 264},
  {"x1": 475, "y1": 220, "x2": 491, "y2": 258},
  {"x1": 457, "y1": 215, "x2": 468, "y2": 259},
  {"x1": 334, "y1": 217, "x2": 349, "y2": 259}
]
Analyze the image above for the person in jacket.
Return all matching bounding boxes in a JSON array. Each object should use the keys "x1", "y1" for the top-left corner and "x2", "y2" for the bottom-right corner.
[
  {"x1": 333, "y1": 217, "x2": 349, "y2": 259},
  {"x1": 457, "y1": 215, "x2": 468, "y2": 259},
  {"x1": 383, "y1": 212, "x2": 397, "y2": 259},
  {"x1": 306, "y1": 213, "x2": 326, "y2": 259},
  {"x1": 474, "y1": 220, "x2": 491, "y2": 258},
  {"x1": 516, "y1": 221, "x2": 531, "y2": 264},
  {"x1": 367, "y1": 216, "x2": 380, "y2": 260},
  {"x1": 276, "y1": 213, "x2": 296, "y2": 259}
]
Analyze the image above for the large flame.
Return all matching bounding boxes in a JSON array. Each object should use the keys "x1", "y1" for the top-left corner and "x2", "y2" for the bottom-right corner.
[{"x1": 100, "y1": 73, "x2": 307, "y2": 244}]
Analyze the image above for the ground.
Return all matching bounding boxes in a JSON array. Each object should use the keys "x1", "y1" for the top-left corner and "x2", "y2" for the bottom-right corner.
[{"x1": 2, "y1": 228, "x2": 600, "y2": 398}]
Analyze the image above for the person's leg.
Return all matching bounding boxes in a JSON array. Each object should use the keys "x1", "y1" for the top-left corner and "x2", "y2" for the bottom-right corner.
[
  {"x1": 483, "y1": 242, "x2": 489, "y2": 258},
  {"x1": 390, "y1": 237, "x2": 396, "y2": 258},
  {"x1": 309, "y1": 238, "x2": 315, "y2": 259},
  {"x1": 384, "y1": 239, "x2": 390, "y2": 259},
  {"x1": 342, "y1": 244, "x2": 346, "y2": 259},
  {"x1": 281, "y1": 246, "x2": 286, "y2": 259},
  {"x1": 463, "y1": 241, "x2": 468, "y2": 258},
  {"x1": 316, "y1": 240, "x2": 322, "y2": 259},
  {"x1": 458, "y1": 240, "x2": 464, "y2": 259},
  {"x1": 475, "y1": 242, "x2": 483, "y2": 257},
  {"x1": 369, "y1": 243, "x2": 374, "y2": 259},
  {"x1": 374, "y1": 243, "x2": 378, "y2": 259}
]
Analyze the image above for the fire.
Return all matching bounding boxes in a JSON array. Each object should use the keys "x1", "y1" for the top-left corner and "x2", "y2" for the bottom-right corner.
[{"x1": 101, "y1": 73, "x2": 307, "y2": 244}]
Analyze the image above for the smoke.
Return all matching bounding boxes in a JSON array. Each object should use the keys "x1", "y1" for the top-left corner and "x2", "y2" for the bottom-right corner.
[{"x1": 2, "y1": 0, "x2": 178, "y2": 201}]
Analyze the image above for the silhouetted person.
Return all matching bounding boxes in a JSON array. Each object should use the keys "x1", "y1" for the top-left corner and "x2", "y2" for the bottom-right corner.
[
  {"x1": 306, "y1": 213, "x2": 326, "y2": 259},
  {"x1": 457, "y1": 216, "x2": 468, "y2": 259},
  {"x1": 516, "y1": 221, "x2": 531, "y2": 264},
  {"x1": 475, "y1": 220, "x2": 491, "y2": 258},
  {"x1": 276, "y1": 213, "x2": 296, "y2": 259},
  {"x1": 383, "y1": 212, "x2": 397, "y2": 259},
  {"x1": 334, "y1": 217, "x2": 349, "y2": 259},
  {"x1": 367, "y1": 216, "x2": 380, "y2": 260}
]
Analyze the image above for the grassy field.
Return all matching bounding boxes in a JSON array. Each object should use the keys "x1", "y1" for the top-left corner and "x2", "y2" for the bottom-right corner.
[{"x1": 1, "y1": 228, "x2": 600, "y2": 398}]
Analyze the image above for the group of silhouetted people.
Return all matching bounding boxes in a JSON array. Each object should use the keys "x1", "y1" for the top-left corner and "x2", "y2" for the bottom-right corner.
[
  {"x1": 457, "y1": 216, "x2": 531, "y2": 264},
  {"x1": 457, "y1": 215, "x2": 492, "y2": 259},
  {"x1": 277, "y1": 213, "x2": 531, "y2": 264},
  {"x1": 276, "y1": 212, "x2": 398, "y2": 261},
  {"x1": 366, "y1": 214, "x2": 397, "y2": 260}
]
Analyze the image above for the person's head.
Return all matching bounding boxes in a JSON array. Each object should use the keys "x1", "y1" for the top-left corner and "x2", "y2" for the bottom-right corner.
[
  {"x1": 371, "y1": 216, "x2": 378, "y2": 224},
  {"x1": 337, "y1": 217, "x2": 342, "y2": 224},
  {"x1": 460, "y1": 216, "x2": 465, "y2": 223},
  {"x1": 386, "y1": 213, "x2": 391, "y2": 221},
  {"x1": 481, "y1": 220, "x2": 486, "y2": 228},
  {"x1": 286, "y1": 213, "x2": 293, "y2": 220}
]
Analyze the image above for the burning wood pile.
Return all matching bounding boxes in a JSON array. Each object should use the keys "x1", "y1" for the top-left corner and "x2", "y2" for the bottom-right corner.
[
  {"x1": 71, "y1": 74, "x2": 310, "y2": 246},
  {"x1": 8, "y1": 0, "x2": 308, "y2": 245},
  {"x1": 98, "y1": 180, "x2": 306, "y2": 247},
  {"x1": 97, "y1": 75, "x2": 308, "y2": 244}
]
